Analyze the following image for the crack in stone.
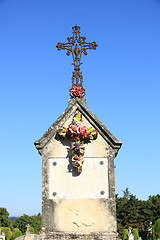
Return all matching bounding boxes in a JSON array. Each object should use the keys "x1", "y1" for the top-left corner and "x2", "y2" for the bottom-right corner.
[
  {"x1": 73, "y1": 222, "x2": 81, "y2": 227},
  {"x1": 82, "y1": 222, "x2": 94, "y2": 227},
  {"x1": 73, "y1": 222, "x2": 94, "y2": 228}
]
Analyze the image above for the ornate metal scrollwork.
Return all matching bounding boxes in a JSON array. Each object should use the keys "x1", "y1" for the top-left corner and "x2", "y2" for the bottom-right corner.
[{"x1": 56, "y1": 25, "x2": 98, "y2": 97}]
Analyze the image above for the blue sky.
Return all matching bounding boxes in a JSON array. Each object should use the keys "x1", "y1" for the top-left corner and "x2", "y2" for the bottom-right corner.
[{"x1": 0, "y1": 0, "x2": 160, "y2": 216}]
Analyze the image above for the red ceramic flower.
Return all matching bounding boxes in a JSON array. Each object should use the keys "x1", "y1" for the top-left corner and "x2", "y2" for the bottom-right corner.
[
  {"x1": 57, "y1": 113, "x2": 98, "y2": 172},
  {"x1": 70, "y1": 85, "x2": 82, "y2": 98},
  {"x1": 73, "y1": 155, "x2": 83, "y2": 165},
  {"x1": 78, "y1": 125, "x2": 89, "y2": 140},
  {"x1": 66, "y1": 125, "x2": 79, "y2": 140}
]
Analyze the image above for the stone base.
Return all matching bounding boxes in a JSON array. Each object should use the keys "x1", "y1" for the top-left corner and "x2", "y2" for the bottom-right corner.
[{"x1": 40, "y1": 232, "x2": 119, "y2": 240}]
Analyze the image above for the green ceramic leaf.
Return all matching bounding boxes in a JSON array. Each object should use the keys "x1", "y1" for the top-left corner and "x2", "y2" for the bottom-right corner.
[
  {"x1": 75, "y1": 113, "x2": 82, "y2": 122},
  {"x1": 91, "y1": 130, "x2": 97, "y2": 135},
  {"x1": 57, "y1": 127, "x2": 67, "y2": 137},
  {"x1": 72, "y1": 151, "x2": 76, "y2": 157},
  {"x1": 79, "y1": 149, "x2": 84, "y2": 154},
  {"x1": 72, "y1": 162, "x2": 79, "y2": 167},
  {"x1": 87, "y1": 127, "x2": 92, "y2": 132}
]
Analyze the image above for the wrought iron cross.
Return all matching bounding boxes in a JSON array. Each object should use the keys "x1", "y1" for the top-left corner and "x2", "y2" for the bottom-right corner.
[{"x1": 56, "y1": 25, "x2": 98, "y2": 98}]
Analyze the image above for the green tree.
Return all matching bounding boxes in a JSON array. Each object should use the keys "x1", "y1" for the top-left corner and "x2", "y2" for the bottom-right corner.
[
  {"x1": 148, "y1": 195, "x2": 160, "y2": 223},
  {"x1": 14, "y1": 231, "x2": 22, "y2": 239},
  {"x1": 116, "y1": 189, "x2": 160, "y2": 240},
  {"x1": 122, "y1": 188, "x2": 131, "y2": 199},
  {"x1": 13, "y1": 215, "x2": 33, "y2": 234},
  {"x1": 29, "y1": 227, "x2": 34, "y2": 234},
  {"x1": 13, "y1": 214, "x2": 41, "y2": 235},
  {"x1": 31, "y1": 214, "x2": 41, "y2": 234},
  {"x1": 9, "y1": 217, "x2": 18, "y2": 225},
  {"x1": 122, "y1": 229, "x2": 128, "y2": 240},
  {"x1": 138, "y1": 200, "x2": 152, "y2": 239},
  {"x1": 152, "y1": 219, "x2": 160, "y2": 240},
  {"x1": 152, "y1": 224, "x2": 156, "y2": 240},
  {"x1": 0, "y1": 208, "x2": 11, "y2": 227},
  {"x1": 12, "y1": 228, "x2": 22, "y2": 239},
  {"x1": 125, "y1": 195, "x2": 140, "y2": 228},
  {"x1": 132, "y1": 228, "x2": 139, "y2": 240},
  {"x1": 116, "y1": 189, "x2": 140, "y2": 230},
  {"x1": 1, "y1": 227, "x2": 12, "y2": 240},
  {"x1": 116, "y1": 192, "x2": 129, "y2": 231}
]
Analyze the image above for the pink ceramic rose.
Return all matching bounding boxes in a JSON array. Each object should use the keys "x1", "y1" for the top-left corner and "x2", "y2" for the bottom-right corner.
[
  {"x1": 73, "y1": 154, "x2": 83, "y2": 165},
  {"x1": 66, "y1": 125, "x2": 78, "y2": 140},
  {"x1": 70, "y1": 86, "x2": 82, "y2": 98}
]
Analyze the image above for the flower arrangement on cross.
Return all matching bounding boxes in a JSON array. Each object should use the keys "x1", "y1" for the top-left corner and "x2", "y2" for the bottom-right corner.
[
  {"x1": 70, "y1": 85, "x2": 83, "y2": 98},
  {"x1": 57, "y1": 113, "x2": 98, "y2": 173}
]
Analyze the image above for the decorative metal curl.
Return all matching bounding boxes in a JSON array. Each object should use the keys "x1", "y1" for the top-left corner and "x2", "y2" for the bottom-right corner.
[{"x1": 56, "y1": 25, "x2": 98, "y2": 97}]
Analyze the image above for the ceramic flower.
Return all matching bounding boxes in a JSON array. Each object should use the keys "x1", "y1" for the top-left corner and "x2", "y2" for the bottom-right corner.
[
  {"x1": 73, "y1": 155, "x2": 83, "y2": 165},
  {"x1": 72, "y1": 142, "x2": 85, "y2": 155},
  {"x1": 66, "y1": 125, "x2": 79, "y2": 140},
  {"x1": 57, "y1": 113, "x2": 98, "y2": 172},
  {"x1": 70, "y1": 85, "x2": 82, "y2": 98}
]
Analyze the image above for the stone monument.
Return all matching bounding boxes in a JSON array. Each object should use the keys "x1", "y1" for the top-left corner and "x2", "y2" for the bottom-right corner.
[
  {"x1": 15, "y1": 224, "x2": 39, "y2": 240},
  {"x1": 35, "y1": 25, "x2": 122, "y2": 240},
  {"x1": 127, "y1": 228, "x2": 134, "y2": 240}
]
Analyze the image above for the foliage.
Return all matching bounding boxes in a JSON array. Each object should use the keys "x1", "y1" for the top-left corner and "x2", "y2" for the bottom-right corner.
[
  {"x1": 152, "y1": 224, "x2": 156, "y2": 240},
  {"x1": 31, "y1": 213, "x2": 41, "y2": 234},
  {"x1": 1, "y1": 227, "x2": 12, "y2": 240},
  {"x1": 1, "y1": 190, "x2": 160, "y2": 240},
  {"x1": 132, "y1": 228, "x2": 139, "y2": 240},
  {"x1": 12, "y1": 228, "x2": 20, "y2": 239},
  {"x1": 29, "y1": 227, "x2": 34, "y2": 234},
  {"x1": 152, "y1": 218, "x2": 160, "y2": 240},
  {"x1": 0, "y1": 208, "x2": 11, "y2": 227},
  {"x1": 116, "y1": 189, "x2": 160, "y2": 240},
  {"x1": 122, "y1": 188, "x2": 131, "y2": 199},
  {"x1": 14, "y1": 230, "x2": 22, "y2": 239},
  {"x1": 0, "y1": 209, "x2": 41, "y2": 237},
  {"x1": 148, "y1": 195, "x2": 160, "y2": 223},
  {"x1": 9, "y1": 217, "x2": 18, "y2": 225},
  {"x1": 122, "y1": 229, "x2": 128, "y2": 240},
  {"x1": 13, "y1": 214, "x2": 41, "y2": 235},
  {"x1": 12, "y1": 228, "x2": 22, "y2": 239}
]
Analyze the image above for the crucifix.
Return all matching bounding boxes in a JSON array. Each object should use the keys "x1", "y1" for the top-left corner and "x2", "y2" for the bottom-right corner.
[{"x1": 56, "y1": 25, "x2": 98, "y2": 98}]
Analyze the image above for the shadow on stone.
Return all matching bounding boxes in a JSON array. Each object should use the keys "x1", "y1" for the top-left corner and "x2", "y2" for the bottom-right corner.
[{"x1": 55, "y1": 133, "x2": 81, "y2": 177}]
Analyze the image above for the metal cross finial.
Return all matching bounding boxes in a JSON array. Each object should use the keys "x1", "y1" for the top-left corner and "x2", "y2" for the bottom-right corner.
[{"x1": 56, "y1": 25, "x2": 98, "y2": 98}]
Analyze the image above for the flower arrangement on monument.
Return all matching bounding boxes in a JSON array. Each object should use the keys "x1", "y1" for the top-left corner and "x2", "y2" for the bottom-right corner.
[
  {"x1": 57, "y1": 113, "x2": 98, "y2": 172},
  {"x1": 70, "y1": 86, "x2": 83, "y2": 98}
]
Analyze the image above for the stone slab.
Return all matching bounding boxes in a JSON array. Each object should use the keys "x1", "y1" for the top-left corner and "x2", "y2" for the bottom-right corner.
[
  {"x1": 41, "y1": 232, "x2": 118, "y2": 240},
  {"x1": 49, "y1": 157, "x2": 108, "y2": 199}
]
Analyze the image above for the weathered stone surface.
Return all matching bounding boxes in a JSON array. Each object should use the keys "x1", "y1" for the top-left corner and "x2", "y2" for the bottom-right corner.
[
  {"x1": 34, "y1": 98, "x2": 122, "y2": 155},
  {"x1": 49, "y1": 157, "x2": 109, "y2": 199},
  {"x1": 41, "y1": 232, "x2": 118, "y2": 240},
  {"x1": 15, "y1": 235, "x2": 40, "y2": 240},
  {"x1": 34, "y1": 98, "x2": 122, "y2": 239}
]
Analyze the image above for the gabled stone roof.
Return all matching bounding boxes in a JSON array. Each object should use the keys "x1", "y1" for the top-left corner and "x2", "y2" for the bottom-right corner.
[{"x1": 34, "y1": 98, "x2": 122, "y2": 155}]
